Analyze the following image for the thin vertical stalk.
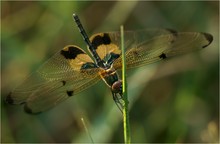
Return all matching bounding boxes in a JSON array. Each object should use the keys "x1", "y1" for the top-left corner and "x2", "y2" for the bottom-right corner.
[
  {"x1": 121, "y1": 25, "x2": 131, "y2": 144},
  {"x1": 81, "y1": 118, "x2": 94, "y2": 143}
]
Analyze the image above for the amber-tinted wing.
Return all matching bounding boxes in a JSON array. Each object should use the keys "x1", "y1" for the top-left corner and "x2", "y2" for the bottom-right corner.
[
  {"x1": 89, "y1": 33, "x2": 121, "y2": 65},
  {"x1": 90, "y1": 29, "x2": 213, "y2": 70},
  {"x1": 6, "y1": 45, "x2": 101, "y2": 114}
]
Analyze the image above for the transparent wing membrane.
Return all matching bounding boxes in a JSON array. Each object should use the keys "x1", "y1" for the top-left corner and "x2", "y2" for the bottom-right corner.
[
  {"x1": 6, "y1": 45, "x2": 101, "y2": 113},
  {"x1": 107, "y1": 29, "x2": 213, "y2": 69}
]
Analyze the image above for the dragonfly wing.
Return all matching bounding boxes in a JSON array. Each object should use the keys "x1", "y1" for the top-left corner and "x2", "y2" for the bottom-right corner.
[
  {"x1": 89, "y1": 33, "x2": 121, "y2": 65},
  {"x1": 6, "y1": 45, "x2": 101, "y2": 114},
  {"x1": 111, "y1": 29, "x2": 213, "y2": 69},
  {"x1": 88, "y1": 29, "x2": 185, "y2": 68},
  {"x1": 38, "y1": 45, "x2": 96, "y2": 81}
]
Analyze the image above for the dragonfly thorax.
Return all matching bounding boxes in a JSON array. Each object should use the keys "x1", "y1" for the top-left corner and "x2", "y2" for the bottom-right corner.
[{"x1": 99, "y1": 66, "x2": 120, "y2": 88}]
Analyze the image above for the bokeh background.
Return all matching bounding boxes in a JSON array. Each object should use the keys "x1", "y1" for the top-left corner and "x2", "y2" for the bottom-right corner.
[{"x1": 1, "y1": 1, "x2": 219, "y2": 143}]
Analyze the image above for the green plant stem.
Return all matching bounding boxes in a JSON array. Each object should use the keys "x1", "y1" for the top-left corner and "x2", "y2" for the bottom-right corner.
[{"x1": 121, "y1": 25, "x2": 131, "y2": 144}]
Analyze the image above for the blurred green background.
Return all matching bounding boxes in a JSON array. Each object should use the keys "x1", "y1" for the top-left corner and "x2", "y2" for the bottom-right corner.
[{"x1": 1, "y1": 1, "x2": 219, "y2": 143}]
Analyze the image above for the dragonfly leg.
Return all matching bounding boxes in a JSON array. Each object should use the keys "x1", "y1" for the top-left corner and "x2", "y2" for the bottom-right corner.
[{"x1": 112, "y1": 91, "x2": 125, "y2": 113}]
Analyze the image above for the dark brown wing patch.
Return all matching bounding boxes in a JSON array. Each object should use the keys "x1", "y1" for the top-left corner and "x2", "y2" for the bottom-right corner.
[
  {"x1": 60, "y1": 45, "x2": 95, "y2": 71},
  {"x1": 91, "y1": 33, "x2": 111, "y2": 49},
  {"x1": 89, "y1": 33, "x2": 121, "y2": 62},
  {"x1": 60, "y1": 45, "x2": 84, "y2": 59}
]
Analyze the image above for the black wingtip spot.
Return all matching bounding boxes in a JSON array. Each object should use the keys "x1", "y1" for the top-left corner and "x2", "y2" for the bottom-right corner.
[
  {"x1": 159, "y1": 53, "x2": 167, "y2": 59},
  {"x1": 5, "y1": 92, "x2": 14, "y2": 104},
  {"x1": 202, "y1": 33, "x2": 213, "y2": 48},
  {"x1": 60, "y1": 45, "x2": 84, "y2": 59},
  {"x1": 24, "y1": 104, "x2": 41, "y2": 115},
  {"x1": 91, "y1": 33, "x2": 111, "y2": 49},
  {"x1": 67, "y1": 90, "x2": 74, "y2": 97},
  {"x1": 24, "y1": 104, "x2": 33, "y2": 114},
  {"x1": 165, "y1": 28, "x2": 178, "y2": 37}
]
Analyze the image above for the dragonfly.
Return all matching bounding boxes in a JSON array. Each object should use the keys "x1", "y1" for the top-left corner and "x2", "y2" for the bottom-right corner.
[{"x1": 6, "y1": 14, "x2": 213, "y2": 114}]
